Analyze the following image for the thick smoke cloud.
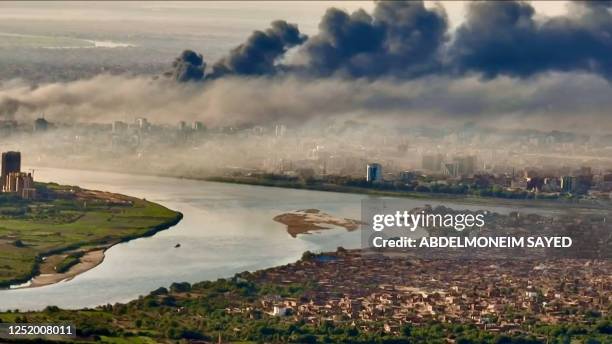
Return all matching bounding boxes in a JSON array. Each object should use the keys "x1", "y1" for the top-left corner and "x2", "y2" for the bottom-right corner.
[
  {"x1": 296, "y1": 1, "x2": 448, "y2": 78},
  {"x1": 2, "y1": 73, "x2": 612, "y2": 132},
  {"x1": 170, "y1": 21, "x2": 306, "y2": 81},
  {"x1": 210, "y1": 20, "x2": 306, "y2": 78},
  {"x1": 170, "y1": 50, "x2": 206, "y2": 82},
  {"x1": 448, "y1": 1, "x2": 612, "y2": 78},
  {"x1": 4, "y1": 1, "x2": 612, "y2": 134},
  {"x1": 168, "y1": 0, "x2": 612, "y2": 81},
  {"x1": 582, "y1": 1, "x2": 612, "y2": 9},
  {"x1": 0, "y1": 98, "x2": 23, "y2": 119}
]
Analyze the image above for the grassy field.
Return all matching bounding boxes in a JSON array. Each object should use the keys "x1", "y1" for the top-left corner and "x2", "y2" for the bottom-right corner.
[{"x1": 0, "y1": 183, "x2": 182, "y2": 287}]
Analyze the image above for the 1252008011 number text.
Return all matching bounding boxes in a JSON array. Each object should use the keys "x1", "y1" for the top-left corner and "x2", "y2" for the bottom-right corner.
[{"x1": 0, "y1": 324, "x2": 76, "y2": 339}]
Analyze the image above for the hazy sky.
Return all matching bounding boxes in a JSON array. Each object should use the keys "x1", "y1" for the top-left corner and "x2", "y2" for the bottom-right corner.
[
  {"x1": 0, "y1": 1, "x2": 576, "y2": 61},
  {"x1": 0, "y1": 1, "x2": 572, "y2": 34}
]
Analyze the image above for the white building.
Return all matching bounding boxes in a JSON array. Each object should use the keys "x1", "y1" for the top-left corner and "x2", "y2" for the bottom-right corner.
[
  {"x1": 271, "y1": 305, "x2": 290, "y2": 317},
  {"x1": 274, "y1": 124, "x2": 287, "y2": 138},
  {"x1": 135, "y1": 117, "x2": 150, "y2": 131}
]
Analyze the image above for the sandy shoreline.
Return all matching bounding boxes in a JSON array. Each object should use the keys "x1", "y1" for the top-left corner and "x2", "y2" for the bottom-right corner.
[
  {"x1": 24, "y1": 249, "x2": 107, "y2": 288},
  {"x1": 8, "y1": 210, "x2": 184, "y2": 290},
  {"x1": 22, "y1": 208, "x2": 350, "y2": 288}
]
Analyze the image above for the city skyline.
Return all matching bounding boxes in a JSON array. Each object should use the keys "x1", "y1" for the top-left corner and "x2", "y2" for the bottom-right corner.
[{"x1": 0, "y1": 2, "x2": 610, "y2": 343}]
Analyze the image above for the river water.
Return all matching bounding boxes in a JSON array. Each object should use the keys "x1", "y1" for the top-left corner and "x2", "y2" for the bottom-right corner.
[{"x1": 0, "y1": 168, "x2": 545, "y2": 311}]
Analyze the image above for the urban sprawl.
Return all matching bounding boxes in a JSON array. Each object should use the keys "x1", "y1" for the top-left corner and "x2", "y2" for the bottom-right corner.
[
  {"x1": 2, "y1": 117, "x2": 612, "y2": 202},
  {"x1": 237, "y1": 249, "x2": 611, "y2": 337}
]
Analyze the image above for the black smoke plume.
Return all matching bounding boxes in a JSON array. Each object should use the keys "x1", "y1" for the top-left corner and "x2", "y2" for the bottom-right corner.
[
  {"x1": 171, "y1": 21, "x2": 306, "y2": 81},
  {"x1": 448, "y1": 1, "x2": 612, "y2": 79},
  {"x1": 210, "y1": 20, "x2": 306, "y2": 78},
  {"x1": 170, "y1": 1, "x2": 612, "y2": 82},
  {"x1": 171, "y1": 50, "x2": 206, "y2": 82},
  {"x1": 297, "y1": 1, "x2": 448, "y2": 78}
]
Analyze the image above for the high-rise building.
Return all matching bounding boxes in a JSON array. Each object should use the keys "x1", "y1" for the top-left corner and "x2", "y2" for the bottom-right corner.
[
  {"x1": 1, "y1": 151, "x2": 21, "y2": 188},
  {"x1": 575, "y1": 175, "x2": 593, "y2": 194},
  {"x1": 560, "y1": 176, "x2": 576, "y2": 193},
  {"x1": 34, "y1": 117, "x2": 49, "y2": 132},
  {"x1": 4, "y1": 172, "x2": 35, "y2": 199},
  {"x1": 193, "y1": 121, "x2": 206, "y2": 131},
  {"x1": 422, "y1": 154, "x2": 444, "y2": 172},
  {"x1": 4, "y1": 172, "x2": 33, "y2": 194},
  {"x1": 135, "y1": 117, "x2": 150, "y2": 131},
  {"x1": 366, "y1": 163, "x2": 383, "y2": 183},
  {"x1": 527, "y1": 177, "x2": 544, "y2": 192},
  {"x1": 542, "y1": 177, "x2": 561, "y2": 192},
  {"x1": 453, "y1": 155, "x2": 477, "y2": 176},
  {"x1": 443, "y1": 162, "x2": 460, "y2": 178},
  {"x1": 275, "y1": 124, "x2": 287, "y2": 138}
]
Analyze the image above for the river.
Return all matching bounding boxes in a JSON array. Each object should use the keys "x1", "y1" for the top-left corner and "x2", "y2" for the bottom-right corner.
[{"x1": 0, "y1": 167, "x2": 548, "y2": 311}]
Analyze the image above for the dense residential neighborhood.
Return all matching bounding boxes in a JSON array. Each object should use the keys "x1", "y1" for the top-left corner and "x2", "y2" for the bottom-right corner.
[{"x1": 243, "y1": 249, "x2": 611, "y2": 337}]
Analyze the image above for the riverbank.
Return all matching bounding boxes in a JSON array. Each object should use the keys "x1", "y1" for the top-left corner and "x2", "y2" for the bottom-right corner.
[
  {"x1": 18, "y1": 211, "x2": 183, "y2": 289},
  {"x1": 206, "y1": 175, "x2": 610, "y2": 212},
  {"x1": 0, "y1": 183, "x2": 183, "y2": 289},
  {"x1": 27, "y1": 249, "x2": 105, "y2": 288},
  {"x1": 28, "y1": 164, "x2": 611, "y2": 212},
  {"x1": 2, "y1": 166, "x2": 609, "y2": 324},
  {"x1": 2, "y1": 248, "x2": 610, "y2": 343}
]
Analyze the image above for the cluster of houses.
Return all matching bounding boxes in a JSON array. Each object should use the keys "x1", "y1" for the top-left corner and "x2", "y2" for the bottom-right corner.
[{"x1": 232, "y1": 249, "x2": 610, "y2": 336}]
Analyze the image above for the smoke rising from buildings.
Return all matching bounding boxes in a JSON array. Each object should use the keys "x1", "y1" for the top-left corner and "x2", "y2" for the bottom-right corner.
[
  {"x1": 209, "y1": 20, "x2": 307, "y2": 78},
  {"x1": 168, "y1": 0, "x2": 612, "y2": 81},
  {"x1": 295, "y1": 1, "x2": 448, "y2": 78},
  {"x1": 0, "y1": 1, "x2": 610, "y2": 208},
  {"x1": 448, "y1": 1, "x2": 612, "y2": 79},
  {"x1": 1, "y1": 72, "x2": 612, "y2": 132},
  {"x1": 1, "y1": 0, "x2": 612, "y2": 132},
  {"x1": 171, "y1": 50, "x2": 206, "y2": 82}
]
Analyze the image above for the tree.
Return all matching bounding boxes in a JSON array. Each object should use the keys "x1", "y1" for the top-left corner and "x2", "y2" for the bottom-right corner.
[
  {"x1": 596, "y1": 320, "x2": 612, "y2": 334},
  {"x1": 170, "y1": 282, "x2": 191, "y2": 293},
  {"x1": 301, "y1": 251, "x2": 316, "y2": 261}
]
